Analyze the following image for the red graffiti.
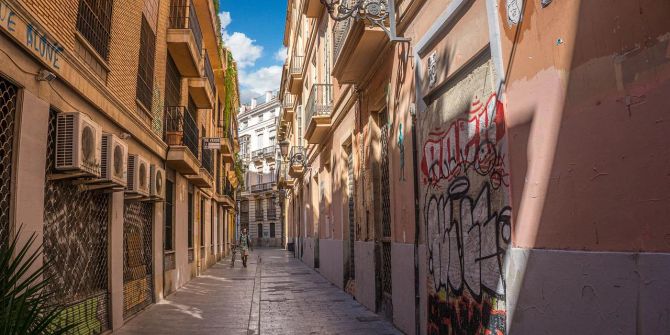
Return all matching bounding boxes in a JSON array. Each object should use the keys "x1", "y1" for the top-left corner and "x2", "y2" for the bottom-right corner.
[
  {"x1": 421, "y1": 94, "x2": 507, "y2": 185},
  {"x1": 428, "y1": 293, "x2": 506, "y2": 335}
]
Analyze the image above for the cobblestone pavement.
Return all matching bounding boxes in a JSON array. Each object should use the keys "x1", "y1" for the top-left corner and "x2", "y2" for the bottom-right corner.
[{"x1": 115, "y1": 248, "x2": 402, "y2": 335}]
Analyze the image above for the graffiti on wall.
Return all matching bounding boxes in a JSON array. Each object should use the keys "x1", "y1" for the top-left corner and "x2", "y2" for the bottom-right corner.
[{"x1": 423, "y1": 92, "x2": 510, "y2": 335}]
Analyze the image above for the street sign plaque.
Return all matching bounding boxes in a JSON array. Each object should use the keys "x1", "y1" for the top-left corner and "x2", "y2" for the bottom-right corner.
[{"x1": 203, "y1": 138, "x2": 221, "y2": 150}]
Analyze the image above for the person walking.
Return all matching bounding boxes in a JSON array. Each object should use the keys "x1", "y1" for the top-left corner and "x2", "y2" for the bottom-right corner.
[{"x1": 239, "y1": 228, "x2": 252, "y2": 268}]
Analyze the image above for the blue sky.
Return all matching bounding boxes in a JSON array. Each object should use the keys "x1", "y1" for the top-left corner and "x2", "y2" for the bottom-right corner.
[{"x1": 219, "y1": 1, "x2": 288, "y2": 105}]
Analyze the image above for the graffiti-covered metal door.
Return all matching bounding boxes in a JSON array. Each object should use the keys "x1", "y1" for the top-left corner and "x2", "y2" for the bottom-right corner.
[
  {"x1": 419, "y1": 51, "x2": 511, "y2": 334},
  {"x1": 44, "y1": 110, "x2": 111, "y2": 334},
  {"x1": 379, "y1": 112, "x2": 393, "y2": 321},
  {"x1": 344, "y1": 145, "x2": 356, "y2": 293},
  {"x1": 123, "y1": 202, "x2": 154, "y2": 319},
  {"x1": 0, "y1": 77, "x2": 16, "y2": 250}
]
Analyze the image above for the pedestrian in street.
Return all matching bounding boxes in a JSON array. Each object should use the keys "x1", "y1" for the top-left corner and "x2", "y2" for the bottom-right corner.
[{"x1": 239, "y1": 228, "x2": 253, "y2": 268}]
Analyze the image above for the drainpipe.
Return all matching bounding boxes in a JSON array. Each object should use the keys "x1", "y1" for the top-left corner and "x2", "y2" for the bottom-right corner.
[{"x1": 411, "y1": 104, "x2": 421, "y2": 335}]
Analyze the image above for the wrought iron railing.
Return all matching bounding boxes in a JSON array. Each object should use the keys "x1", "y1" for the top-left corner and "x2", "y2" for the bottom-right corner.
[
  {"x1": 251, "y1": 182, "x2": 274, "y2": 193},
  {"x1": 267, "y1": 207, "x2": 277, "y2": 219},
  {"x1": 169, "y1": 0, "x2": 203, "y2": 53},
  {"x1": 76, "y1": 0, "x2": 113, "y2": 60},
  {"x1": 204, "y1": 52, "x2": 215, "y2": 93},
  {"x1": 333, "y1": 10, "x2": 354, "y2": 63},
  {"x1": 290, "y1": 54, "x2": 304, "y2": 75},
  {"x1": 164, "y1": 106, "x2": 200, "y2": 159},
  {"x1": 282, "y1": 93, "x2": 295, "y2": 109},
  {"x1": 252, "y1": 146, "x2": 275, "y2": 160},
  {"x1": 290, "y1": 146, "x2": 306, "y2": 166},
  {"x1": 201, "y1": 141, "x2": 213, "y2": 175},
  {"x1": 306, "y1": 84, "x2": 333, "y2": 128},
  {"x1": 240, "y1": 201, "x2": 249, "y2": 212}
]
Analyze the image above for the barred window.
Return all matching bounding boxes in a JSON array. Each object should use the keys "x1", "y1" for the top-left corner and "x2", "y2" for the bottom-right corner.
[
  {"x1": 76, "y1": 0, "x2": 113, "y2": 60},
  {"x1": 136, "y1": 16, "x2": 156, "y2": 110},
  {"x1": 188, "y1": 192, "x2": 194, "y2": 248},
  {"x1": 200, "y1": 198, "x2": 205, "y2": 247},
  {"x1": 164, "y1": 55, "x2": 181, "y2": 107},
  {"x1": 165, "y1": 179, "x2": 174, "y2": 251}
]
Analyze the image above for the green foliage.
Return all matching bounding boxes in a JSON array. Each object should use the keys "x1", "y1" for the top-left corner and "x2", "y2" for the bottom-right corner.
[
  {"x1": 234, "y1": 153, "x2": 246, "y2": 190},
  {"x1": 0, "y1": 229, "x2": 77, "y2": 335},
  {"x1": 223, "y1": 51, "x2": 238, "y2": 133}
]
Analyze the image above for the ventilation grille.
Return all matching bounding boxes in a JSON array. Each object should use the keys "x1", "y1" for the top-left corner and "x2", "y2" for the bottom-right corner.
[
  {"x1": 128, "y1": 155, "x2": 136, "y2": 191},
  {"x1": 56, "y1": 114, "x2": 75, "y2": 169},
  {"x1": 101, "y1": 135, "x2": 109, "y2": 178},
  {"x1": 113, "y1": 145, "x2": 124, "y2": 181}
]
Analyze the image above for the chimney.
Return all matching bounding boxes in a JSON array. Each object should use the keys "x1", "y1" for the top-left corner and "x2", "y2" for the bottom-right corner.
[
  {"x1": 265, "y1": 91, "x2": 273, "y2": 103},
  {"x1": 251, "y1": 98, "x2": 257, "y2": 109}
]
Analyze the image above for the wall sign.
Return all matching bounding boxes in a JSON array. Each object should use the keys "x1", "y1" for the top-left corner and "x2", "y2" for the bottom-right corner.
[
  {"x1": 203, "y1": 137, "x2": 221, "y2": 150},
  {"x1": 0, "y1": 1, "x2": 64, "y2": 72}
]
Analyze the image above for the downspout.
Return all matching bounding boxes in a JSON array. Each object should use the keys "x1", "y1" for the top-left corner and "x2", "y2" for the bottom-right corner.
[{"x1": 411, "y1": 104, "x2": 421, "y2": 335}]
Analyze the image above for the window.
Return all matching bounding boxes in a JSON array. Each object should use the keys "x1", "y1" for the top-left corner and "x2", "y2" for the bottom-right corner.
[
  {"x1": 136, "y1": 15, "x2": 156, "y2": 110},
  {"x1": 200, "y1": 199, "x2": 205, "y2": 247},
  {"x1": 211, "y1": 205, "x2": 214, "y2": 247},
  {"x1": 76, "y1": 0, "x2": 113, "y2": 60},
  {"x1": 269, "y1": 136, "x2": 276, "y2": 146},
  {"x1": 164, "y1": 55, "x2": 181, "y2": 106},
  {"x1": 270, "y1": 223, "x2": 276, "y2": 238},
  {"x1": 259, "y1": 113, "x2": 264, "y2": 121},
  {"x1": 188, "y1": 192, "x2": 193, "y2": 248},
  {"x1": 257, "y1": 223, "x2": 263, "y2": 239},
  {"x1": 164, "y1": 179, "x2": 174, "y2": 251}
]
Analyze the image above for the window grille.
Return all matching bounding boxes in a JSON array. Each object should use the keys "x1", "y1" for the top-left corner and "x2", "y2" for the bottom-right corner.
[
  {"x1": 0, "y1": 77, "x2": 16, "y2": 250},
  {"x1": 137, "y1": 16, "x2": 156, "y2": 110},
  {"x1": 165, "y1": 179, "x2": 174, "y2": 251},
  {"x1": 187, "y1": 192, "x2": 194, "y2": 250},
  {"x1": 77, "y1": 0, "x2": 113, "y2": 60},
  {"x1": 164, "y1": 55, "x2": 181, "y2": 107},
  {"x1": 380, "y1": 113, "x2": 393, "y2": 319},
  {"x1": 44, "y1": 110, "x2": 110, "y2": 334},
  {"x1": 122, "y1": 201, "x2": 154, "y2": 319}
]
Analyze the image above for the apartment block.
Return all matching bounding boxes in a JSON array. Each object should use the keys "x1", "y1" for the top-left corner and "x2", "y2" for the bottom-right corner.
[
  {"x1": 237, "y1": 92, "x2": 283, "y2": 247},
  {"x1": 278, "y1": 0, "x2": 670, "y2": 334},
  {"x1": 0, "y1": 0, "x2": 240, "y2": 332}
]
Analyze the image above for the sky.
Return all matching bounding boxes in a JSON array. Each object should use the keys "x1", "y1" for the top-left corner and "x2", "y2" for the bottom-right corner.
[{"x1": 219, "y1": 1, "x2": 288, "y2": 105}]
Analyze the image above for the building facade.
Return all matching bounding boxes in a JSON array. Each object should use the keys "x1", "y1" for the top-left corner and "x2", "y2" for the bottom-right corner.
[
  {"x1": 0, "y1": 0, "x2": 240, "y2": 332},
  {"x1": 237, "y1": 92, "x2": 283, "y2": 247},
  {"x1": 278, "y1": 0, "x2": 670, "y2": 334}
]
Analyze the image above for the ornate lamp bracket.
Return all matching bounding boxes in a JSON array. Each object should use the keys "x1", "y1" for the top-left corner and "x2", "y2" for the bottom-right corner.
[{"x1": 320, "y1": 0, "x2": 410, "y2": 42}]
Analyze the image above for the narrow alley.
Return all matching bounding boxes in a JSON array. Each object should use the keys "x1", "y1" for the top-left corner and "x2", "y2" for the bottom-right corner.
[{"x1": 115, "y1": 249, "x2": 401, "y2": 335}]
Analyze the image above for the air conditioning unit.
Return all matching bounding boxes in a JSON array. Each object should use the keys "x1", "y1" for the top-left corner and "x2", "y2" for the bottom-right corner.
[
  {"x1": 100, "y1": 133, "x2": 128, "y2": 187},
  {"x1": 127, "y1": 154, "x2": 150, "y2": 197},
  {"x1": 55, "y1": 112, "x2": 102, "y2": 177},
  {"x1": 150, "y1": 164, "x2": 166, "y2": 201}
]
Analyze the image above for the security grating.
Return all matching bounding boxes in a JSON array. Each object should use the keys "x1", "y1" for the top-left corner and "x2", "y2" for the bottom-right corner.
[
  {"x1": 380, "y1": 118, "x2": 393, "y2": 319},
  {"x1": 0, "y1": 77, "x2": 16, "y2": 250},
  {"x1": 136, "y1": 15, "x2": 156, "y2": 111},
  {"x1": 44, "y1": 110, "x2": 110, "y2": 334},
  {"x1": 76, "y1": 0, "x2": 113, "y2": 60},
  {"x1": 123, "y1": 201, "x2": 154, "y2": 320},
  {"x1": 347, "y1": 146, "x2": 355, "y2": 281}
]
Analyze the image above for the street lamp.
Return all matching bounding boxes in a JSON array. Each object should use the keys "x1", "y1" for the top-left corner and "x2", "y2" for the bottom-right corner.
[
  {"x1": 319, "y1": 0, "x2": 409, "y2": 42},
  {"x1": 279, "y1": 140, "x2": 290, "y2": 159}
]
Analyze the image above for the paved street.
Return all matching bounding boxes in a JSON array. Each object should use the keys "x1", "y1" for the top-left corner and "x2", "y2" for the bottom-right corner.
[{"x1": 115, "y1": 249, "x2": 402, "y2": 335}]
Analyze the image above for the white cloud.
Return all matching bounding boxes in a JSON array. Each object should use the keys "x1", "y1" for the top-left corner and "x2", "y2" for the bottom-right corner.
[
  {"x1": 219, "y1": 11, "x2": 280, "y2": 105},
  {"x1": 218, "y1": 11, "x2": 231, "y2": 31},
  {"x1": 274, "y1": 47, "x2": 287, "y2": 63},
  {"x1": 238, "y1": 65, "x2": 282, "y2": 104}
]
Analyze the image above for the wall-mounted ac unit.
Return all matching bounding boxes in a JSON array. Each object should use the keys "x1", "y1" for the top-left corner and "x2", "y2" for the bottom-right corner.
[
  {"x1": 150, "y1": 164, "x2": 166, "y2": 201},
  {"x1": 100, "y1": 133, "x2": 128, "y2": 187},
  {"x1": 55, "y1": 112, "x2": 102, "y2": 177},
  {"x1": 127, "y1": 154, "x2": 150, "y2": 197}
]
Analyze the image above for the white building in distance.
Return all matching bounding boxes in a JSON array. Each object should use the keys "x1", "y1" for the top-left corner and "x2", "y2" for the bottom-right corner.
[{"x1": 237, "y1": 91, "x2": 282, "y2": 246}]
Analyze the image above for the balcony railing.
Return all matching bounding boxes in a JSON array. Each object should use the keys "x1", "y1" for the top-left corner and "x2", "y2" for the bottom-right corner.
[
  {"x1": 282, "y1": 93, "x2": 295, "y2": 109},
  {"x1": 201, "y1": 141, "x2": 213, "y2": 175},
  {"x1": 252, "y1": 146, "x2": 275, "y2": 160},
  {"x1": 333, "y1": 15, "x2": 354, "y2": 62},
  {"x1": 306, "y1": 84, "x2": 333, "y2": 127},
  {"x1": 267, "y1": 208, "x2": 277, "y2": 220},
  {"x1": 169, "y1": 0, "x2": 203, "y2": 53},
  {"x1": 251, "y1": 182, "x2": 274, "y2": 193},
  {"x1": 164, "y1": 106, "x2": 200, "y2": 159},
  {"x1": 290, "y1": 146, "x2": 306, "y2": 166},
  {"x1": 204, "y1": 52, "x2": 215, "y2": 93},
  {"x1": 255, "y1": 210, "x2": 264, "y2": 220},
  {"x1": 290, "y1": 55, "x2": 304, "y2": 75}
]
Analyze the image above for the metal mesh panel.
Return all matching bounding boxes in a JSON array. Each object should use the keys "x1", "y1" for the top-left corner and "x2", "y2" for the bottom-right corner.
[
  {"x1": 76, "y1": 0, "x2": 113, "y2": 60},
  {"x1": 136, "y1": 16, "x2": 156, "y2": 111},
  {"x1": 44, "y1": 110, "x2": 110, "y2": 334},
  {"x1": 123, "y1": 201, "x2": 154, "y2": 319},
  {"x1": 0, "y1": 77, "x2": 16, "y2": 250},
  {"x1": 347, "y1": 147, "x2": 355, "y2": 280},
  {"x1": 380, "y1": 120, "x2": 393, "y2": 318}
]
